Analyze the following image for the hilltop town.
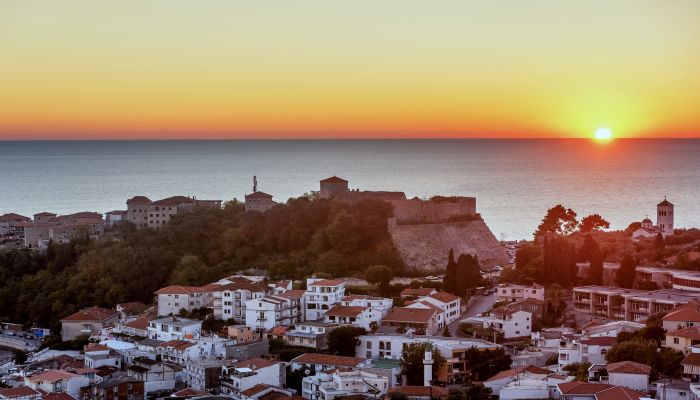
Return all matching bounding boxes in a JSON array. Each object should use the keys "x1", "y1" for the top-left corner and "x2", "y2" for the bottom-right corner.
[{"x1": 1, "y1": 188, "x2": 700, "y2": 400}]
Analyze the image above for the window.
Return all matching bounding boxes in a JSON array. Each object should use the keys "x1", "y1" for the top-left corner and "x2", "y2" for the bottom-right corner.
[{"x1": 674, "y1": 337, "x2": 680, "y2": 344}]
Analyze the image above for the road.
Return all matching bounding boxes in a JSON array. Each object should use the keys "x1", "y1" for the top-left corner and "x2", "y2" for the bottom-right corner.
[
  {"x1": 0, "y1": 332, "x2": 41, "y2": 352},
  {"x1": 447, "y1": 292, "x2": 496, "y2": 336}
]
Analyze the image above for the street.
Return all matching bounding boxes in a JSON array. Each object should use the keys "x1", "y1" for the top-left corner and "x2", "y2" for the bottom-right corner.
[{"x1": 447, "y1": 291, "x2": 496, "y2": 336}]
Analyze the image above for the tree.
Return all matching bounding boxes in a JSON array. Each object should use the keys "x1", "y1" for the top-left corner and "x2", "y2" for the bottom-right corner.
[
  {"x1": 578, "y1": 235, "x2": 600, "y2": 262},
  {"x1": 625, "y1": 221, "x2": 642, "y2": 234},
  {"x1": 616, "y1": 254, "x2": 636, "y2": 288},
  {"x1": 606, "y1": 339, "x2": 683, "y2": 378},
  {"x1": 654, "y1": 233, "x2": 665, "y2": 252},
  {"x1": 400, "y1": 342, "x2": 445, "y2": 385},
  {"x1": 579, "y1": 214, "x2": 610, "y2": 232},
  {"x1": 563, "y1": 362, "x2": 592, "y2": 381},
  {"x1": 534, "y1": 205, "x2": 578, "y2": 238},
  {"x1": 544, "y1": 284, "x2": 567, "y2": 325},
  {"x1": 442, "y1": 326, "x2": 451, "y2": 337},
  {"x1": 465, "y1": 347, "x2": 511, "y2": 381},
  {"x1": 443, "y1": 249, "x2": 457, "y2": 294},
  {"x1": 326, "y1": 326, "x2": 367, "y2": 357},
  {"x1": 454, "y1": 253, "x2": 480, "y2": 296},
  {"x1": 588, "y1": 250, "x2": 603, "y2": 285},
  {"x1": 364, "y1": 265, "x2": 393, "y2": 296},
  {"x1": 464, "y1": 385, "x2": 493, "y2": 400}
]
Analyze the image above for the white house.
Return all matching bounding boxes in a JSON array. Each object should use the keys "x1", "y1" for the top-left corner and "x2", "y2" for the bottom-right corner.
[
  {"x1": 207, "y1": 281, "x2": 267, "y2": 322},
  {"x1": 24, "y1": 370, "x2": 90, "y2": 398},
  {"x1": 290, "y1": 353, "x2": 364, "y2": 373},
  {"x1": 605, "y1": 361, "x2": 651, "y2": 392},
  {"x1": 301, "y1": 369, "x2": 389, "y2": 400},
  {"x1": 558, "y1": 336, "x2": 616, "y2": 368},
  {"x1": 83, "y1": 343, "x2": 121, "y2": 369},
  {"x1": 284, "y1": 322, "x2": 338, "y2": 350},
  {"x1": 155, "y1": 340, "x2": 200, "y2": 366},
  {"x1": 245, "y1": 294, "x2": 301, "y2": 331},
  {"x1": 496, "y1": 283, "x2": 545, "y2": 303},
  {"x1": 155, "y1": 285, "x2": 205, "y2": 317},
  {"x1": 483, "y1": 365, "x2": 552, "y2": 396},
  {"x1": 340, "y1": 295, "x2": 393, "y2": 318},
  {"x1": 324, "y1": 305, "x2": 376, "y2": 330},
  {"x1": 418, "y1": 291, "x2": 461, "y2": 325},
  {"x1": 147, "y1": 316, "x2": 201, "y2": 341},
  {"x1": 463, "y1": 308, "x2": 532, "y2": 339},
  {"x1": 304, "y1": 278, "x2": 346, "y2": 321},
  {"x1": 220, "y1": 358, "x2": 284, "y2": 397}
]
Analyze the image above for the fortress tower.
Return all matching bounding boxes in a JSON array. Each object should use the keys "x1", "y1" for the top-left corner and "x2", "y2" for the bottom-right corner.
[
  {"x1": 657, "y1": 197, "x2": 674, "y2": 235},
  {"x1": 319, "y1": 176, "x2": 349, "y2": 199}
]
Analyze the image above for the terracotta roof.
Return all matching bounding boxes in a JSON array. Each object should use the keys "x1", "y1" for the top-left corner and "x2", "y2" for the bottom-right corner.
[
  {"x1": 0, "y1": 386, "x2": 42, "y2": 398},
  {"x1": 28, "y1": 370, "x2": 80, "y2": 383},
  {"x1": 292, "y1": 353, "x2": 363, "y2": 367},
  {"x1": 241, "y1": 384, "x2": 274, "y2": 397},
  {"x1": 663, "y1": 304, "x2": 700, "y2": 323},
  {"x1": 245, "y1": 191, "x2": 274, "y2": 199},
  {"x1": 124, "y1": 316, "x2": 150, "y2": 331},
  {"x1": 61, "y1": 307, "x2": 118, "y2": 322},
  {"x1": 415, "y1": 301, "x2": 442, "y2": 313},
  {"x1": 485, "y1": 365, "x2": 552, "y2": 382},
  {"x1": 581, "y1": 336, "x2": 617, "y2": 346},
  {"x1": 682, "y1": 353, "x2": 700, "y2": 367},
  {"x1": 152, "y1": 196, "x2": 194, "y2": 206},
  {"x1": 233, "y1": 357, "x2": 277, "y2": 369},
  {"x1": 429, "y1": 291, "x2": 460, "y2": 303},
  {"x1": 159, "y1": 340, "x2": 195, "y2": 350},
  {"x1": 117, "y1": 302, "x2": 149, "y2": 315},
  {"x1": 279, "y1": 290, "x2": 305, "y2": 299},
  {"x1": 106, "y1": 210, "x2": 127, "y2": 215},
  {"x1": 382, "y1": 307, "x2": 436, "y2": 323},
  {"x1": 309, "y1": 279, "x2": 344, "y2": 287},
  {"x1": 326, "y1": 305, "x2": 367, "y2": 318},
  {"x1": 658, "y1": 199, "x2": 673, "y2": 207},
  {"x1": 270, "y1": 326, "x2": 289, "y2": 336},
  {"x1": 510, "y1": 297, "x2": 545, "y2": 307},
  {"x1": 154, "y1": 285, "x2": 204, "y2": 294},
  {"x1": 607, "y1": 361, "x2": 652, "y2": 375},
  {"x1": 61, "y1": 211, "x2": 102, "y2": 219},
  {"x1": 42, "y1": 394, "x2": 77, "y2": 400},
  {"x1": 170, "y1": 388, "x2": 209, "y2": 397},
  {"x1": 34, "y1": 211, "x2": 57, "y2": 216},
  {"x1": 83, "y1": 343, "x2": 110, "y2": 353},
  {"x1": 580, "y1": 320, "x2": 604, "y2": 330},
  {"x1": 400, "y1": 287, "x2": 436, "y2": 297},
  {"x1": 0, "y1": 213, "x2": 31, "y2": 221},
  {"x1": 668, "y1": 326, "x2": 700, "y2": 340},
  {"x1": 275, "y1": 280, "x2": 291, "y2": 288},
  {"x1": 387, "y1": 386, "x2": 449, "y2": 398},
  {"x1": 320, "y1": 176, "x2": 348, "y2": 184},
  {"x1": 217, "y1": 282, "x2": 267, "y2": 293}
]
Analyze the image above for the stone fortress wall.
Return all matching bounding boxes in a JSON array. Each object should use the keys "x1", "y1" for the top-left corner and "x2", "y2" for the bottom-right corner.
[{"x1": 388, "y1": 196, "x2": 477, "y2": 225}]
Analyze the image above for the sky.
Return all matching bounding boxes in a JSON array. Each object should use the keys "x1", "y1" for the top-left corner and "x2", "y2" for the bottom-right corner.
[{"x1": 1, "y1": 0, "x2": 700, "y2": 139}]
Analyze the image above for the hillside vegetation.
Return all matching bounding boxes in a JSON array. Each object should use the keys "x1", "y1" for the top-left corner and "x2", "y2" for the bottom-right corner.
[{"x1": 0, "y1": 197, "x2": 403, "y2": 330}]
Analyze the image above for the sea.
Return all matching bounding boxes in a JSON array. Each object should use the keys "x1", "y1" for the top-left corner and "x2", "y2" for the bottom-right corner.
[{"x1": 1, "y1": 139, "x2": 699, "y2": 240}]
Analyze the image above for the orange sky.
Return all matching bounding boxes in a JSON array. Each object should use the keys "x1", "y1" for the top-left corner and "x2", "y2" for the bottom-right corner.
[{"x1": 2, "y1": 1, "x2": 700, "y2": 139}]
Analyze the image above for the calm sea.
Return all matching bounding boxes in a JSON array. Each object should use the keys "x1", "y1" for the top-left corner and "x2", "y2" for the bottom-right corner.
[{"x1": 1, "y1": 139, "x2": 699, "y2": 240}]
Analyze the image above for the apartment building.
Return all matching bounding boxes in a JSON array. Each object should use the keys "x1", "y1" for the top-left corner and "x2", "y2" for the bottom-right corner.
[
  {"x1": 244, "y1": 191, "x2": 276, "y2": 213},
  {"x1": 284, "y1": 322, "x2": 338, "y2": 351},
  {"x1": 301, "y1": 370, "x2": 389, "y2": 400},
  {"x1": 636, "y1": 266, "x2": 700, "y2": 292},
  {"x1": 463, "y1": 308, "x2": 532, "y2": 339},
  {"x1": 0, "y1": 213, "x2": 30, "y2": 236},
  {"x1": 208, "y1": 282, "x2": 267, "y2": 322},
  {"x1": 496, "y1": 283, "x2": 545, "y2": 303},
  {"x1": 557, "y1": 336, "x2": 616, "y2": 368},
  {"x1": 245, "y1": 294, "x2": 301, "y2": 331},
  {"x1": 155, "y1": 285, "x2": 206, "y2": 316},
  {"x1": 417, "y1": 291, "x2": 461, "y2": 325},
  {"x1": 340, "y1": 295, "x2": 393, "y2": 318},
  {"x1": 324, "y1": 306, "x2": 377, "y2": 330},
  {"x1": 60, "y1": 307, "x2": 120, "y2": 341},
  {"x1": 147, "y1": 316, "x2": 201, "y2": 341},
  {"x1": 220, "y1": 358, "x2": 285, "y2": 397},
  {"x1": 23, "y1": 212, "x2": 104, "y2": 249},
  {"x1": 304, "y1": 278, "x2": 346, "y2": 321},
  {"x1": 126, "y1": 195, "x2": 222, "y2": 230},
  {"x1": 573, "y1": 286, "x2": 698, "y2": 322},
  {"x1": 379, "y1": 307, "x2": 439, "y2": 336}
]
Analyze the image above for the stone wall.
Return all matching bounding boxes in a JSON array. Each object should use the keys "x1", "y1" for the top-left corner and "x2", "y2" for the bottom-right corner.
[{"x1": 389, "y1": 197, "x2": 476, "y2": 224}]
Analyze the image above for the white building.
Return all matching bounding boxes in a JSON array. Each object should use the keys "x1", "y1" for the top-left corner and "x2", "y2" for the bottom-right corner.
[
  {"x1": 356, "y1": 333, "x2": 498, "y2": 360},
  {"x1": 126, "y1": 357, "x2": 176, "y2": 395},
  {"x1": 496, "y1": 283, "x2": 544, "y2": 303},
  {"x1": 631, "y1": 198, "x2": 674, "y2": 239},
  {"x1": 24, "y1": 370, "x2": 90, "y2": 398},
  {"x1": 208, "y1": 281, "x2": 267, "y2": 322},
  {"x1": 605, "y1": 361, "x2": 651, "y2": 392},
  {"x1": 155, "y1": 285, "x2": 205, "y2": 317},
  {"x1": 220, "y1": 358, "x2": 285, "y2": 397},
  {"x1": 304, "y1": 278, "x2": 346, "y2": 321},
  {"x1": 417, "y1": 291, "x2": 461, "y2": 325},
  {"x1": 83, "y1": 343, "x2": 121, "y2": 369},
  {"x1": 557, "y1": 336, "x2": 616, "y2": 368},
  {"x1": 340, "y1": 295, "x2": 393, "y2": 318},
  {"x1": 290, "y1": 353, "x2": 364, "y2": 373},
  {"x1": 463, "y1": 308, "x2": 532, "y2": 339},
  {"x1": 573, "y1": 286, "x2": 698, "y2": 321},
  {"x1": 301, "y1": 370, "x2": 389, "y2": 400},
  {"x1": 245, "y1": 294, "x2": 301, "y2": 331},
  {"x1": 147, "y1": 316, "x2": 201, "y2": 341},
  {"x1": 484, "y1": 365, "x2": 572, "y2": 399},
  {"x1": 284, "y1": 322, "x2": 339, "y2": 350},
  {"x1": 244, "y1": 191, "x2": 276, "y2": 213},
  {"x1": 324, "y1": 305, "x2": 376, "y2": 330},
  {"x1": 156, "y1": 340, "x2": 199, "y2": 366}
]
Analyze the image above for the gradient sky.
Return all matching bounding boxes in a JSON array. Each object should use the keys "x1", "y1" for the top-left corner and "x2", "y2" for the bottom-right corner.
[{"x1": 2, "y1": 1, "x2": 700, "y2": 139}]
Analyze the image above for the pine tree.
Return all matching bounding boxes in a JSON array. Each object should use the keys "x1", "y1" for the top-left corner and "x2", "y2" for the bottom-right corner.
[
  {"x1": 443, "y1": 249, "x2": 457, "y2": 294},
  {"x1": 588, "y1": 250, "x2": 603, "y2": 285},
  {"x1": 616, "y1": 254, "x2": 636, "y2": 288}
]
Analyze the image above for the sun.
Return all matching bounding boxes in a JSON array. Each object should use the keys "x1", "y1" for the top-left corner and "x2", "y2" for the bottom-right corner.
[{"x1": 594, "y1": 127, "x2": 613, "y2": 141}]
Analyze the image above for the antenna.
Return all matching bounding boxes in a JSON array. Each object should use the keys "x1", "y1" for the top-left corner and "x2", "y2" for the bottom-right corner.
[{"x1": 253, "y1": 176, "x2": 258, "y2": 193}]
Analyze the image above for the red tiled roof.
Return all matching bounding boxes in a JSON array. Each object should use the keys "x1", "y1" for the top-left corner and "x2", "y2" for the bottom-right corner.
[
  {"x1": 326, "y1": 305, "x2": 366, "y2": 318},
  {"x1": 595, "y1": 386, "x2": 646, "y2": 400},
  {"x1": 400, "y1": 287, "x2": 436, "y2": 297},
  {"x1": 279, "y1": 290, "x2": 305, "y2": 299},
  {"x1": 429, "y1": 291, "x2": 460, "y2": 303},
  {"x1": 154, "y1": 285, "x2": 204, "y2": 294},
  {"x1": 387, "y1": 386, "x2": 449, "y2": 398},
  {"x1": 117, "y1": 302, "x2": 149, "y2": 315},
  {"x1": 663, "y1": 304, "x2": 700, "y2": 323},
  {"x1": 170, "y1": 388, "x2": 209, "y2": 397},
  {"x1": 240, "y1": 384, "x2": 274, "y2": 397},
  {"x1": 159, "y1": 340, "x2": 195, "y2": 350},
  {"x1": 309, "y1": 279, "x2": 344, "y2": 287},
  {"x1": 269, "y1": 326, "x2": 288, "y2": 336},
  {"x1": 42, "y1": 393, "x2": 76, "y2": 400},
  {"x1": 0, "y1": 213, "x2": 31, "y2": 221},
  {"x1": 217, "y1": 282, "x2": 267, "y2": 293},
  {"x1": 668, "y1": 326, "x2": 700, "y2": 340},
  {"x1": 124, "y1": 316, "x2": 150, "y2": 331},
  {"x1": 152, "y1": 196, "x2": 194, "y2": 206},
  {"x1": 485, "y1": 365, "x2": 552, "y2": 382},
  {"x1": 383, "y1": 307, "x2": 436, "y2": 323},
  {"x1": 0, "y1": 386, "x2": 42, "y2": 398},
  {"x1": 61, "y1": 307, "x2": 118, "y2": 322},
  {"x1": 558, "y1": 382, "x2": 615, "y2": 395},
  {"x1": 320, "y1": 176, "x2": 348, "y2": 184},
  {"x1": 233, "y1": 357, "x2": 277, "y2": 369},
  {"x1": 34, "y1": 212, "x2": 57, "y2": 217},
  {"x1": 61, "y1": 212, "x2": 102, "y2": 219},
  {"x1": 292, "y1": 353, "x2": 363, "y2": 367},
  {"x1": 682, "y1": 353, "x2": 700, "y2": 367},
  {"x1": 28, "y1": 370, "x2": 80, "y2": 383},
  {"x1": 245, "y1": 191, "x2": 274, "y2": 199},
  {"x1": 607, "y1": 361, "x2": 651, "y2": 375},
  {"x1": 83, "y1": 343, "x2": 110, "y2": 353}
]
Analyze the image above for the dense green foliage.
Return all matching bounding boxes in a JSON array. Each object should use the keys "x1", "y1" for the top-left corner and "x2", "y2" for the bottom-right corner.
[
  {"x1": 326, "y1": 326, "x2": 367, "y2": 357},
  {"x1": 443, "y1": 251, "x2": 481, "y2": 296},
  {"x1": 400, "y1": 342, "x2": 445, "y2": 385},
  {"x1": 0, "y1": 198, "x2": 403, "y2": 330},
  {"x1": 447, "y1": 386, "x2": 492, "y2": 400},
  {"x1": 364, "y1": 265, "x2": 393, "y2": 297},
  {"x1": 464, "y1": 347, "x2": 511, "y2": 381},
  {"x1": 563, "y1": 362, "x2": 592, "y2": 381}
]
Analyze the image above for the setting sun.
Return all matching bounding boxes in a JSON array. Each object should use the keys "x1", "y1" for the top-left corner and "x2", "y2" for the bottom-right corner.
[{"x1": 595, "y1": 128, "x2": 613, "y2": 141}]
